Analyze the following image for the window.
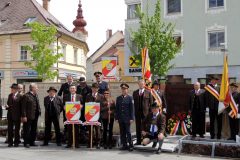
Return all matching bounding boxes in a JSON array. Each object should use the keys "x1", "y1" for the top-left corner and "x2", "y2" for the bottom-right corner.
[
  {"x1": 167, "y1": 0, "x2": 181, "y2": 14},
  {"x1": 74, "y1": 48, "x2": 78, "y2": 64},
  {"x1": 173, "y1": 35, "x2": 182, "y2": 47},
  {"x1": 209, "y1": 0, "x2": 224, "y2": 8},
  {"x1": 208, "y1": 31, "x2": 225, "y2": 50},
  {"x1": 127, "y1": 4, "x2": 140, "y2": 19},
  {"x1": 20, "y1": 46, "x2": 27, "y2": 61},
  {"x1": 24, "y1": 17, "x2": 37, "y2": 25},
  {"x1": 60, "y1": 44, "x2": 66, "y2": 61}
]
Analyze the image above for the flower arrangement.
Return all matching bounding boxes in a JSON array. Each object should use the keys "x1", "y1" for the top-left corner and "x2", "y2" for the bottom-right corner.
[{"x1": 167, "y1": 112, "x2": 192, "y2": 135}]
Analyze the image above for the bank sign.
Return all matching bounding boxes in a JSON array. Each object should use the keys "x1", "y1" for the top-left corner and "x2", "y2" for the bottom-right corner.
[{"x1": 13, "y1": 70, "x2": 38, "y2": 77}]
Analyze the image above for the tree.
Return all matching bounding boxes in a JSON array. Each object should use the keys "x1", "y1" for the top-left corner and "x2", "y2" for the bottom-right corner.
[
  {"x1": 130, "y1": 0, "x2": 182, "y2": 79},
  {"x1": 24, "y1": 22, "x2": 63, "y2": 81}
]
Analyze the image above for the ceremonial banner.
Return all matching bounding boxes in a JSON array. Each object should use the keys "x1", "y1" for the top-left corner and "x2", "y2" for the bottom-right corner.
[
  {"x1": 65, "y1": 102, "x2": 81, "y2": 122},
  {"x1": 101, "y1": 57, "x2": 117, "y2": 80},
  {"x1": 141, "y1": 47, "x2": 152, "y2": 83},
  {"x1": 85, "y1": 102, "x2": 100, "y2": 122}
]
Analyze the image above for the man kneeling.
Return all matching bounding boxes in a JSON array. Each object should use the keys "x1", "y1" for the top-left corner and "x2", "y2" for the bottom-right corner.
[{"x1": 141, "y1": 102, "x2": 166, "y2": 154}]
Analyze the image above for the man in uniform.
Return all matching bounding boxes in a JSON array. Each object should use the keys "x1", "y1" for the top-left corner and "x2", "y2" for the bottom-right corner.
[
  {"x1": 133, "y1": 80, "x2": 153, "y2": 145},
  {"x1": 115, "y1": 83, "x2": 134, "y2": 151},
  {"x1": 6, "y1": 83, "x2": 22, "y2": 147},
  {"x1": 142, "y1": 102, "x2": 166, "y2": 154},
  {"x1": 94, "y1": 71, "x2": 109, "y2": 94},
  {"x1": 205, "y1": 76, "x2": 221, "y2": 139},
  {"x1": 228, "y1": 83, "x2": 240, "y2": 141},
  {"x1": 189, "y1": 82, "x2": 206, "y2": 138}
]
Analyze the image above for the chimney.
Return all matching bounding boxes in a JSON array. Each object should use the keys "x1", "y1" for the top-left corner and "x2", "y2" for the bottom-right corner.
[
  {"x1": 106, "y1": 29, "x2": 112, "y2": 40},
  {"x1": 43, "y1": 0, "x2": 50, "y2": 11}
]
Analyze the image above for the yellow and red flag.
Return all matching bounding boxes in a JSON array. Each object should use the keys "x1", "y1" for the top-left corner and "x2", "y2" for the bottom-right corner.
[
  {"x1": 85, "y1": 102, "x2": 100, "y2": 122},
  {"x1": 218, "y1": 55, "x2": 238, "y2": 117},
  {"x1": 141, "y1": 47, "x2": 152, "y2": 83},
  {"x1": 65, "y1": 102, "x2": 81, "y2": 122}
]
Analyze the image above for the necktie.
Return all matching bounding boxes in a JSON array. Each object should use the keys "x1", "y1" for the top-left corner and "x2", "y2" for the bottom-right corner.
[
  {"x1": 71, "y1": 95, "x2": 75, "y2": 102},
  {"x1": 151, "y1": 115, "x2": 157, "y2": 136}
]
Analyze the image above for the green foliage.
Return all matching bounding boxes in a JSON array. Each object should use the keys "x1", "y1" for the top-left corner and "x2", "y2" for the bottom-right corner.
[
  {"x1": 24, "y1": 22, "x2": 63, "y2": 80},
  {"x1": 130, "y1": 0, "x2": 182, "y2": 78}
]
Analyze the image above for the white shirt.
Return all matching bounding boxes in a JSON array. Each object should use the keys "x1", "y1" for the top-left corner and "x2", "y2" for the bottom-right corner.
[
  {"x1": 71, "y1": 94, "x2": 76, "y2": 102},
  {"x1": 139, "y1": 88, "x2": 145, "y2": 95}
]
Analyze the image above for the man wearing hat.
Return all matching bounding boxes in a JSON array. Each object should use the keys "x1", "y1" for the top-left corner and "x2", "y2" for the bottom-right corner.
[
  {"x1": 94, "y1": 71, "x2": 109, "y2": 94},
  {"x1": 152, "y1": 81, "x2": 167, "y2": 113},
  {"x1": 42, "y1": 87, "x2": 64, "y2": 146},
  {"x1": 85, "y1": 83, "x2": 104, "y2": 149},
  {"x1": 6, "y1": 83, "x2": 22, "y2": 147},
  {"x1": 115, "y1": 83, "x2": 134, "y2": 151},
  {"x1": 228, "y1": 83, "x2": 240, "y2": 140},
  {"x1": 205, "y1": 75, "x2": 222, "y2": 139},
  {"x1": 133, "y1": 80, "x2": 153, "y2": 145},
  {"x1": 142, "y1": 102, "x2": 166, "y2": 154}
]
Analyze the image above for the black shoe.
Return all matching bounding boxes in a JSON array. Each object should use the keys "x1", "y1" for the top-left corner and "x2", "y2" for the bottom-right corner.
[
  {"x1": 8, "y1": 144, "x2": 13, "y2": 147},
  {"x1": 155, "y1": 148, "x2": 161, "y2": 154},
  {"x1": 152, "y1": 142, "x2": 157, "y2": 148},
  {"x1": 104, "y1": 145, "x2": 107, "y2": 149},
  {"x1": 65, "y1": 145, "x2": 71, "y2": 148},
  {"x1": 75, "y1": 145, "x2": 80, "y2": 148},
  {"x1": 4, "y1": 140, "x2": 8, "y2": 144},
  {"x1": 120, "y1": 146, "x2": 128, "y2": 150},
  {"x1": 192, "y1": 134, "x2": 196, "y2": 138},
  {"x1": 134, "y1": 142, "x2": 141, "y2": 145},
  {"x1": 128, "y1": 146, "x2": 133, "y2": 152},
  {"x1": 14, "y1": 143, "x2": 19, "y2": 147},
  {"x1": 217, "y1": 136, "x2": 221, "y2": 140},
  {"x1": 57, "y1": 143, "x2": 62, "y2": 146},
  {"x1": 200, "y1": 135, "x2": 205, "y2": 138},
  {"x1": 24, "y1": 144, "x2": 30, "y2": 148},
  {"x1": 96, "y1": 144, "x2": 100, "y2": 149},
  {"x1": 210, "y1": 136, "x2": 214, "y2": 139},
  {"x1": 30, "y1": 143, "x2": 37, "y2": 147}
]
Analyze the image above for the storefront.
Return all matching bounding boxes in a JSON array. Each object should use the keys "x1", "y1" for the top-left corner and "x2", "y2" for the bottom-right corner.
[{"x1": 12, "y1": 70, "x2": 42, "y2": 84}]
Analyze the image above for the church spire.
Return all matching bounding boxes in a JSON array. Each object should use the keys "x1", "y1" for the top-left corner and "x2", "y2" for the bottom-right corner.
[{"x1": 72, "y1": 0, "x2": 87, "y2": 35}]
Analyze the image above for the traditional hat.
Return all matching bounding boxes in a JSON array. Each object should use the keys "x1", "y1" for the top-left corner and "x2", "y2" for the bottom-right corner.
[
  {"x1": 94, "y1": 71, "x2": 102, "y2": 76},
  {"x1": 79, "y1": 77, "x2": 86, "y2": 82},
  {"x1": 151, "y1": 102, "x2": 159, "y2": 108},
  {"x1": 120, "y1": 83, "x2": 129, "y2": 89},
  {"x1": 47, "y1": 86, "x2": 57, "y2": 93},
  {"x1": 209, "y1": 75, "x2": 220, "y2": 80},
  {"x1": 230, "y1": 82, "x2": 238, "y2": 88},
  {"x1": 91, "y1": 82, "x2": 99, "y2": 88},
  {"x1": 10, "y1": 83, "x2": 18, "y2": 89}
]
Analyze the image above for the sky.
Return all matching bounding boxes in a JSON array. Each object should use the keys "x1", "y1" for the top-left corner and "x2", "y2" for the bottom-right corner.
[{"x1": 36, "y1": 0, "x2": 126, "y2": 57}]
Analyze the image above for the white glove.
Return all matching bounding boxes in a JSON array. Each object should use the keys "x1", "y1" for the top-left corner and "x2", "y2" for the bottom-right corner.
[
  {"x1": 237, "y1": 114, "x2": 240, "y2": 119},
  {"x1": 163, "y1": 108, "x2": 166, "y2": 113}
]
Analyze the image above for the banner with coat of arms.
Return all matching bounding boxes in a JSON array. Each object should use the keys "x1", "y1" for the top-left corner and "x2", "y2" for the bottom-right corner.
[
  {"x1": 65, "y1": 102, "x2": 81, "y2": 123},
  {"x1": 101, "y1": 57, "x2": 117, "y2": 80},
  {"x1": 85, "y1": 102, "x2": 100, "y2": 122}
]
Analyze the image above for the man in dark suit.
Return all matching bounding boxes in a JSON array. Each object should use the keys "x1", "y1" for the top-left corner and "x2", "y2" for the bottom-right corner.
[
  {"x1": 42, "y1": 87, "x2": 64, "y2": 146},
  {"x1": 189, "y1": 82, "x2": 206, "y2": 138},
  {"x1": 63, "y1": 85, "x2": 82, "y2": 148},
  {"x1": 228, "y1": 83, "x2": 240, "y2": 140},
  {"x1": 115, "y1": 83, "x2": 134, "y2": 151},
  {"x1": 6, "y1": 83, "x2": 22, "y2": 147},
  {"x1": 21, "y1": 83, "x2": 41, "y2": 148},
  {"x1": 205, "y1": 76, "x2": 221, "y2": 139},
  {"x1": 133, "y1": 80, "x2": 153, "y2": 145},
  {"x1": 58, "y1": 75, "x2": 74, "y2": 142},
  {"x1": 85, "y1": 83, "x2": 104, "y2": 149},
  {"x1": 94, "y1": 71, "x2": 109, "y2": 94},
  {"x1": 142, "y1": 102, "x2": 166, "y2": 154}
]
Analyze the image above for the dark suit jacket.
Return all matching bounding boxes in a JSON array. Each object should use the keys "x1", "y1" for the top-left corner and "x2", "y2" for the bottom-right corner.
[
  {"x1": 58, "y1": 82, "x2": 73, "y2": 97},
  {"x1": 189, "y1": 89, "x2": 206, "y2": 112},
  {"x1": 115, "y1": 95, "x2": 134, "y2": 123},
  {"x1": 76, "y1": 85, "x2": 92, "y2": 104},
  {"x1": 21, "y1": 92, "x2": 41, "y2": 120},
  {"x1": 101, "y1": 98, "x2": 115, "y2": 119},
  {"x1": 63, "y1": 93, "x2": 82, "y2": 120},
  {"x1": 133, "y1": 89, "x2": 153, "y2": 118},
  {"x1": 142, "y1": 112, "x2": 166, "y2": 134},
  {"x1": 44, "y1": 95, "x2": 64, "y2": 119},
  {"x1": 205, "y1": 84, "x2": 220, "y2": 111},
  {"x1": 7, "y1": 93, "x2": 22, "y2": 121},
  {"x1": 98, "y1": 81, "x2": 109, "y2": 94}
]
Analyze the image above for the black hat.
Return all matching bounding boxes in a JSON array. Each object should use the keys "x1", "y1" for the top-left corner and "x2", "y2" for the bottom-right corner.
[
  {"x1": 230, "y1": 83, "x2": 238, "y2": 88},
  {"x1": 94, "y1": 71, "x2": 102, "y2": 76},
  {"x1": 120, "y1": 83, "x2": 129, "y2": 89},
  {"x1": 91, "y1": 83, "x2": 99, "y2": 88},
  {"x1": 10, "y1": 83, "x2": 18, "y2": 89},
  {"x1": 79, "y1": 77, "x2": 86, "y2": 82},
  {"x1": 151, "y1": 102, "x2": 159, "y2": 108},
  {"x1": 209, "y1": 75, "x2": 220, "y2": 80},
  {"x1": 47, "y1": 86, "x2": 57, "y2": 93},
  {"x1": 152, "y1": 81, "x2": 159, "y2": 86}
]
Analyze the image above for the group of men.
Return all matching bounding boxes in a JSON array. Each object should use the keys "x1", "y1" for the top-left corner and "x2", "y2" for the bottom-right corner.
[
  {"x1": 4, "y1": 71, "x2": 167, "y2": 154},
  {"x1": 189, "y1": 76, "x2": 240, "y2": 140}
]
